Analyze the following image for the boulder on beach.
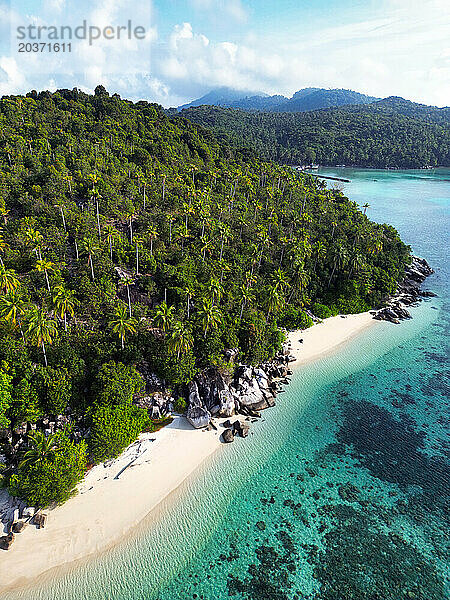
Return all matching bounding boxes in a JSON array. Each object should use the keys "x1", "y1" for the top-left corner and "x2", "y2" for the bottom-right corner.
[
  {"x1": 222, "y1": 429, "x2": 234, "y2": 443},
  {"x1": 218, "y1": 389, "x2": 235, "y2": 417},
  {"x1": 33, "y1": 513, "x2": 48, "y2": 529},
  {"x1": 187, "y1": 405, "x2": 211, "y2": 429},
  {"x1": 0, "y1": 533, "x2": 15, "y2": 550},
  {"x1": 12, "y1": 520, "x2": 27, "y2": 534}
]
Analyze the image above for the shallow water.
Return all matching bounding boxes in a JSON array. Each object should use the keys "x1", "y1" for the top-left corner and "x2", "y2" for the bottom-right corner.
[{"x1": 3, "y1": 168, "x2": 449, "y2": 600}]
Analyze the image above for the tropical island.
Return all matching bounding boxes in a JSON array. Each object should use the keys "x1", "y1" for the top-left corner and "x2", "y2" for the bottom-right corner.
[
  {"x1": 179, "y1": 96, "x2": 450, "y2": 168},
  {"x1": 0, "y1": 86, "x2": 434, "y2": 584}
]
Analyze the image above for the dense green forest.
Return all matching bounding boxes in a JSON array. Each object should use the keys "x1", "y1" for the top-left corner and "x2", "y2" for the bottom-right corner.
[
  {"x1": 180, "y1": 99, "x2": 450, "y2": 167},
  {"x1": 178, "y1": 86, "x2": 378, "y2": 112},
  {"x1": 0, "y1": 87, "x2": 410, "y2": 506}
]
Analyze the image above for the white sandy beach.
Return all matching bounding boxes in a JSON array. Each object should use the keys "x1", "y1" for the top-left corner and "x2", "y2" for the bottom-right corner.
[
  {"x1": 0, "y1": 311, "x2": 376, "y2": 593},
  {"x1": 287, "y1": 311, "x2": 375, "y2": 366}
]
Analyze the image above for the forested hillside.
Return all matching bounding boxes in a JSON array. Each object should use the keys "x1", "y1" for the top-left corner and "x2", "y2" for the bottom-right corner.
[
  {"x1": 180, "y1": 103, "x2": 450, "y2": 167},
  {"x1": 0, "y1": 87, "x2": 410, "y2": 506}
]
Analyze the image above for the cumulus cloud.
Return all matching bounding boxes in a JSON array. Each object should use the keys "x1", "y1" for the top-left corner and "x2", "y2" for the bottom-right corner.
[{"x1": 0, "y1": 0, "x2": 448, "y2": 107}]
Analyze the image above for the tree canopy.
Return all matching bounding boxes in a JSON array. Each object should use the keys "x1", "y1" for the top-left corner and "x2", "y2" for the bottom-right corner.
[{"x1": 0, "y1": 87, "x2": 412, "y2": 506}]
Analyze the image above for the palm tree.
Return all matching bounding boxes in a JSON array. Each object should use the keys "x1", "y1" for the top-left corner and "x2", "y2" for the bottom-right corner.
[
  {"x1": 147, "y1": 225, "x2": 158, "y2": 256},
  {"x1": 238, "y1": 283, "x2": 255, "y2": 320},
  {"x1": 26, "y1": 306, "x2": 58, "y2": 366},
  {"x1": 80, "y1": 237, "x2": 100, "y2": 281},
  {"x1": 266, "y1": 285, "x2": 283, "y2": 319},
  {"x1": 197, "y1": 298, "x2": 223, "y2": 337},
  {"x1": 19, "y1": 431, "x2": 58, "y2": 470},
  {"x1": 122, "y1": 277, "x2": 135, "y2": 317},
  {"x1": 362, "y1": 203, "x2": 370, "y2": 215},
  {"x1": 0, "y1": 265, "x2": 19, "y2": 294},
  {"x1": 208, "y1": 277, "x2": 224, "y2": 305},
  {"x1": 103, "y1": 224, "x2": 119, "y2": 261},
  {"x1": 35, "y1": 259, "x2": 56, "y2": 292},
  {"x1": 89, "y1": 173, "x2": 102, "y2": 238},
  {"x1": 24, "y1": 227, "x2": 44, "y2": 259},
  {"x1": 167, "y1": 322, "x2": 193, "y2": 358},
  {"x1": 270, "y1": 268, "x2": 290, "y2": 293},
  {"x1": 108, "y1": 303, "x2": 137, "y2": 349},
  {"x1": 52, "y1": 286, "x2": 77, "y2": 331},
  {"x1": 313, "y1": 240, "x2": 327, "y2": 273},
  {"x1": 0, "y1": 289, "x2": 27, "y2": 338},
  {"x1": 153, "y1": 301, "x2": 175, "y2": 333}
]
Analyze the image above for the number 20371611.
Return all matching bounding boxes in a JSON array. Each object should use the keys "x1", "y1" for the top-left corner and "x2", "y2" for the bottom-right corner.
[{"x1": 18, "y1": 43, "x2": 72, "y2": 53}]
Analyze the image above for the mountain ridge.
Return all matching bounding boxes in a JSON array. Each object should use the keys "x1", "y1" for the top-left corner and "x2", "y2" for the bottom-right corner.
[{"x1": 178, "y1": 86, "x2": 380, "y2": 112}]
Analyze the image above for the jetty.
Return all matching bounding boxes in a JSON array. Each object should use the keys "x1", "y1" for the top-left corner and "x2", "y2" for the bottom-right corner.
[{"x1": 304, "y1": 173, "x2": 350, "y2": 183}]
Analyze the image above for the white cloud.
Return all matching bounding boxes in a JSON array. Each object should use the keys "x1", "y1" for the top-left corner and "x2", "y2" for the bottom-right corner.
[
  {"x1": 0, "y1": 57, "x2": 26, "y2": 96},
  {"x1": 0, "y1": 0, "x2": 448, "y2": 107}
]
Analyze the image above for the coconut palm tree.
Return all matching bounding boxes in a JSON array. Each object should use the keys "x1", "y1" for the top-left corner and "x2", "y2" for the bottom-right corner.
[
  {"x1": 80, "y1": 237, "x2": 100, "y2": 281},
  {"x1": 26, "y1": 306, "x2": 58, "y2": 366},
  {"x1": 147, "y1": 225, "x2": 158, "y2": 256},
  {"x1": 24, "y1": 227, "x2": 44, "y2": 259},
  {"x1": 266, "y1": 285, "x2": 283, "y2": 319},
  {"x1": 108, "y1": 303, "x2": 137, "y2": 349},
  {"x1": 122, "y1": 277, "x2": 135, "y2": 317},
  {"x1": 35, "y1": 259, "x2": 56, "y2": 292},
  {"x1": 239, "y1": 283, "x2": 256, "y2": 320},
  {"x1": 0, "y1": 288, "x2": 27, "y2": 338},
  {"x1": 153, "y1": 301, "x2": 175, "y2": 333},
  {"x1": 52, "y1": 285, "x2": 77, "y2": 331},
  {"x1": 167, "y1": 322, "x2": 193, "y2": 358},
  {"x1": 19, "y1": 431, "x2": 59, "y2": 470},
  {"x1": 0, "y1": 265, "x2": 19, "y2": 294},
  {"x1": 207, "y1": 277, "x2": 224, "y2": 306},
  {"x1": 197, "y1": 298, "x2": 223, "y2": 337},
  {"x1": 103, "y1": 224, "x2": 119, "y2": 261}
]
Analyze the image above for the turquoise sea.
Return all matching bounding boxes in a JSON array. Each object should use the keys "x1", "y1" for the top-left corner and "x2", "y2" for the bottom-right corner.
[{"x1": 3, "y1": 169, "x2": 449, "y2": 600}]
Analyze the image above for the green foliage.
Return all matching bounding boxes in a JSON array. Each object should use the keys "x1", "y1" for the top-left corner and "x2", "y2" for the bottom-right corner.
[
  {"x1": 0, "y1": 362, "x2": 13, "y2": 428},
  {"x1": 278, "y1": 306, "x2": 314, "y2": 330},
  {"x1": 181, "y1": 102, "x2": 450, "y2": 168},
  {"x1": 89, "y1": 404, "x2": 149, "y2": 463},
  {"x1": 35, "y1": 365, "x2": 71, "y2": 415},
  {"x1": 92, "y1": 361, "x2": 144, "y2": 409},
  {"x1": 311, "y1": 302, "x2": 335, "y2": 319},
  {"x1": 174, "y1": 397, "x2": 187, "y2": 413},
  {"x1": 9, "y1": 431, "x2": 87, "y2": 507},
  {"x1": 0, "y1": 89, "x2": 413, "y2": 506},
  {"x1": 10, "y1": 377, "x2": 43, "y2": 424}
]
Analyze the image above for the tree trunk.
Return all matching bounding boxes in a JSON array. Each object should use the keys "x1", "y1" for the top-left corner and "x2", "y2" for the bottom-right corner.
[
  {"x1": 127, "y1": 286, "x2": 132, "y2": 317},
  {"x1": 96, "y1": 201, "x2": 101, "y2": 238},
  {"x1": 89, "y1": 256, "x2": 95, "y2": 281},
  {"x1": 60, "y1": 206, "x2": 66, "y2": 231},
  {"x1": 42, "y1": 341, "x2": 48, "y2": 367}
]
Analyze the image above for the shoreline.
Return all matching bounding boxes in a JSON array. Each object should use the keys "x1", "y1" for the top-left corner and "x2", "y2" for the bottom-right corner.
[{"x1": 0, "y1": 312, "x2": 377, "y2": 593}]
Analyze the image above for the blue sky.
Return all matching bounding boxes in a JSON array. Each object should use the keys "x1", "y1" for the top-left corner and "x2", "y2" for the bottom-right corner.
[{"x1": 0, "y1": 0, "x2": 449, "y2": 106}]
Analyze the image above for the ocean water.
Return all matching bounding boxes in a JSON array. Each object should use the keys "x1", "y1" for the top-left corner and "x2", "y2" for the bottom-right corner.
[{"x1": 2, "y1": 169, "x2": 449, "y2": 600}]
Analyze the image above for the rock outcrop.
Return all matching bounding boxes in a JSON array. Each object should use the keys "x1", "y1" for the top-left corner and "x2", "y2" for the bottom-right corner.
[
  {"x1": 373, "y1": 256, "x2": 434, "y2": 323},
  {"x1": 0, "y1": 533, "x2": 15, "y2": 550},
  {"x1": 222, "y1": 429, "x2": 234, "y2": 443}
]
